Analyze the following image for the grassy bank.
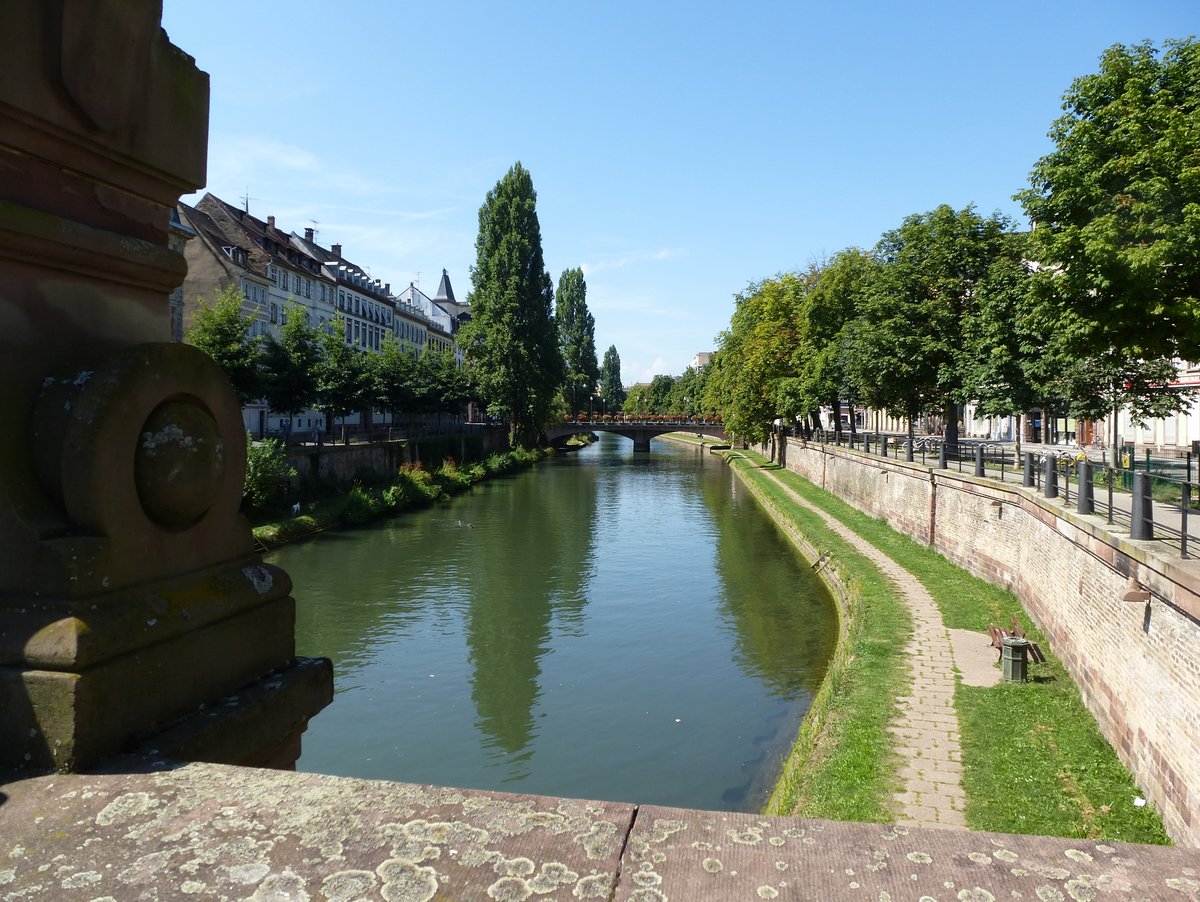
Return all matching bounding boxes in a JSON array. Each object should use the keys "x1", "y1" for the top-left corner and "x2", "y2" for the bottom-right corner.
[
  {"x1": 731, "y1": 446, "x2": 1168, "y2": 843},
  {"x1": 250, "y1": 446, "x2": 549, "y2": 549},
  {"x1": 662, "y1": 433, "x2": 911, "y2": 821}
]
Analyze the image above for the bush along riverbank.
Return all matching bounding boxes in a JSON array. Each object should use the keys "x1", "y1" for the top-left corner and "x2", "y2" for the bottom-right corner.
[
  {"x1": 663, "y1": 434, "x2": 1168, "y2": 842},
  {"x1": 247, "y1": 444, "x2": 552, "y2": 550}
]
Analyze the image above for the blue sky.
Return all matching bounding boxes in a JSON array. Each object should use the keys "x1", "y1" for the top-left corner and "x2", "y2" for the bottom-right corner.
[{"x1": 162, "y1": 1, "x2": 1195, "y2": 385}]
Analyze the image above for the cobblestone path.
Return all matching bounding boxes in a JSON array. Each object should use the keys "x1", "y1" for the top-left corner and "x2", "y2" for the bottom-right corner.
[{"x1": 750, "y1": 460, "x2": 969, "y2": 830}]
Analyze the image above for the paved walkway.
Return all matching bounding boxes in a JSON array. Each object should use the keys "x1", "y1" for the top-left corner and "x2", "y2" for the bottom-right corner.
[{"x1": 734, "y1": 454, "x2": 969, "y2": 830}]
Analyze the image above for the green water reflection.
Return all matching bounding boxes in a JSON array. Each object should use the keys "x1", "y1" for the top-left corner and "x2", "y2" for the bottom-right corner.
[{"x1": 276, "y1": 433, "x2": 836, "y2": 811}]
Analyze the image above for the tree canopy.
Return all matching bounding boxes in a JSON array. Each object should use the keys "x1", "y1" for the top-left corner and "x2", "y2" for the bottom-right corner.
[
  {"x1": 850, "y1": 205, "x2": 1016, "y2": 447},
  {"x1": 185, "y1": 283, "x2": 261, "y2": 404},
  {"x1": 260, "y1": 301, "x2": 320, "y2": 420},
  {"x1": 555, "y1": 267, "x2": 599, "y2": 414},
  {"x1": 314, "y1": 314, "x2": 369, "y2": 435},
  {"x1": 1018, "y1": 38, "x2": 1200, "y2": 363},
  {"x1": 460, "y1": 162, "x2": 563, "y2": 446}
]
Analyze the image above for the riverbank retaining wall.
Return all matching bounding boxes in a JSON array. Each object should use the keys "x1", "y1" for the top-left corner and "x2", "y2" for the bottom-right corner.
[
  {"x1": 784, "y1": 437, "x2": 1200, "y2": 847},
  {"x1": 285, "y1": 429, "x2": 510, "y2": 491}
]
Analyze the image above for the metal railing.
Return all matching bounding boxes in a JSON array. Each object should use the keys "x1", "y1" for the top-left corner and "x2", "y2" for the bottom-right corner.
[{"x1": 805, "y1": 431, "x2": 1197, "y2": 559}]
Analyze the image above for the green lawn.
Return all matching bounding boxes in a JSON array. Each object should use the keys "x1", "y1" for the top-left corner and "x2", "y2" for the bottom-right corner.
[{"x1": 728, "y1": 447, "x2": 1169, "y2": 844}]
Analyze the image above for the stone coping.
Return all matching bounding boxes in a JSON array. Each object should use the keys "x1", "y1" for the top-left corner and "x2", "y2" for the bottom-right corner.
[{"x1": 2, "y1": 762, "x2": 1195, "y2": 900}]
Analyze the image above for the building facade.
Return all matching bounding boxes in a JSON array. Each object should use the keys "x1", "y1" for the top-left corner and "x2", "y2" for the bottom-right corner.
[{"x1": 178, "y1": 192, "x2": 466, "y2": 438}]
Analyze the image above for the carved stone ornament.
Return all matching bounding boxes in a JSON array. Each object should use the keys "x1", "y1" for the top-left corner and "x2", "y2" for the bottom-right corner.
[{"x1": 31, "y1": 342, "x2": 251, "y2": 591}]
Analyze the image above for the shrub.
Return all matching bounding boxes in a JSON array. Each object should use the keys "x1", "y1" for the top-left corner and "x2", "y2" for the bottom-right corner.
[
  {"x1": 394, "y1": 464, "x2": 442, "y2": 504},
  {"x1": 434, "y1": 458, "x2": 473, "y2": 493},
  {"x1": 339, "y1": 483, "x2": 382, "y2": 526},
  {"x1": 243, "y1": 435, "x2": 296, "y2": 514}
]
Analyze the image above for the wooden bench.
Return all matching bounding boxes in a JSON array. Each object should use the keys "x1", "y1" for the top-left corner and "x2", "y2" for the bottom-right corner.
[{"x1": 987, "y1": 617, "x2": 1046, "y2": 664}]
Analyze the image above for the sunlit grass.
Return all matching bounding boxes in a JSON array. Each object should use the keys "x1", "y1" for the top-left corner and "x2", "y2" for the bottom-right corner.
[
  {"x1": 746, "y1": 450, "x2": 1169, "y2": 843},
  {"x1": 716, "y1": 450, "x2": 912, "y2": 823}
]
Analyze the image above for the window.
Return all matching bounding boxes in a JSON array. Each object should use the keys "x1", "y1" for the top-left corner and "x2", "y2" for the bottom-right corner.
[{"x1": 269, "y1": 303, "x2": 277, "y2": 324}]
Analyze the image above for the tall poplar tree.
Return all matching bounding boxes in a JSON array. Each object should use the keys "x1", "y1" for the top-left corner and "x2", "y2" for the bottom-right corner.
[
  {"x1": 555, "y1": 267, "x2": 599, "y2": 414},
  {"x1": 461, "y1": 162, "x2": 563, "y2": 446},
  {"x1": 599, "y1": 345, "x2": 625, "y2": 414}
]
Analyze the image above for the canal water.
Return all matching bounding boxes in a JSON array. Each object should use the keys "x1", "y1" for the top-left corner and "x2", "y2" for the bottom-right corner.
[{"x1": 271, "y1": 433, "x2": 837, "y2": 812}]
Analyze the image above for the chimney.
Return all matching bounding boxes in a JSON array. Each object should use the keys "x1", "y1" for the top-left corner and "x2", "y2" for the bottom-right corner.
[
  {"x1": 384, "y1": 283, "x2": 390, "y2": 295},
  {"x1": 332, "y1": 244, "x2": 342, "y2": 259},
  {"x1": 304, "y1": 227, "x2": 314, "y2": 242},
  {"x1": 267, "y1": 215, "x2": 275, "y2": 228}
]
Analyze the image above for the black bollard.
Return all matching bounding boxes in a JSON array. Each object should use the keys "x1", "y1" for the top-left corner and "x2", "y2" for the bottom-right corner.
[
  {"x1": 880, "y1": 436, "x2": 888, "y2": 457},
  {"x1": 1077, "y1": 459, "x2": 1095, "y2": 515},
  {"x1": 1130, "y1": 471, "x2": 1154, "y2": 539},
  {"x1": 1023, "y1": 452, "x2": 1035, "y2": 487},
  {"x1": 939, "y1": 442, "x2": 948, "y2": 469},
  {"x1": 974, "y1": 445, "x2": 985, "y2": 477},
  {"x1": 1043, "y1": 455, "x2": 1059, "y2": 499}
]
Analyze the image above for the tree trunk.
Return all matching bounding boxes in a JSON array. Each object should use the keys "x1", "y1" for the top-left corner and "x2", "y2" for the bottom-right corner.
[
  {"x1": 832, "y1": 396, "x2": 843, "y2": 440},
  {"x1": 1015, "y1": 412, "x2": 1022, "y2": 458}
]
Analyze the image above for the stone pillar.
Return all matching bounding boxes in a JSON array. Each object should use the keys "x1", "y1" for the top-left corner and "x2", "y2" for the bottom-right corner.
[{"x1": 0, "y1": 0, "x2": 331, "y2": 773}]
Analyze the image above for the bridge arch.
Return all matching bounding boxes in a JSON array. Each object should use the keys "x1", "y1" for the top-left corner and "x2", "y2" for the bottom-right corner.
[{"x1": 545, "y1": 419, "x2": 728, "y2": 452}]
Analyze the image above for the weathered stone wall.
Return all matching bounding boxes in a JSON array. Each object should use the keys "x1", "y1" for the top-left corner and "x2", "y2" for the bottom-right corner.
[
  {"x1": 287, "y1": 442, "x2": 407, "y2": 490},
  {"x1": 784, "y1": 437, "x2": 1200, "y2": 846},
  {"x1": 285, "y1": 430, "x2": 510, "y2": 491}
]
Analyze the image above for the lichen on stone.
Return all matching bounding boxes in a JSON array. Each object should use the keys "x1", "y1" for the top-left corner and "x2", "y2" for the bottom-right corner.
[
  {"x1": 572, "y1": 872, "x2": 612, "y2": 898},
  {"x1": 376, "y1": 858, "x2": 438, "y2": 902},
  {"x1": 573, "y1": 820, "x2": 620, "y2": 860},
  {"x1": 94, "y1": 791, "x2": 158, "y2": 826},
  {"x1": 320, "y1": 869, "x2": 377, "y2": 901}
]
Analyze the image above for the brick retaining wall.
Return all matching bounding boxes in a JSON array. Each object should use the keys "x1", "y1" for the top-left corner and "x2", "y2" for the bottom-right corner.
[{"x1": 785, "y1": 437, "x2": 1200, "y2": 846}]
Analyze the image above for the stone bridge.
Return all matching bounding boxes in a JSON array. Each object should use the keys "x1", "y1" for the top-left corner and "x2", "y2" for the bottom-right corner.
[{"x1": 546, "y1": 418, "x2": 728, "y2": 452}]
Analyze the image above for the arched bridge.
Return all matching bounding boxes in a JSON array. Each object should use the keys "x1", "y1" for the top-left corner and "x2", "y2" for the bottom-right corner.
[{"x1": 546, "y1": 418, "x2": 728, "y2": 452}]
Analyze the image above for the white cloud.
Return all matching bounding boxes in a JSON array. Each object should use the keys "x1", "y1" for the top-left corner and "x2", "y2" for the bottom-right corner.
[{"x1": 581, "y1": 248, "x2": 686, "y2": 276}]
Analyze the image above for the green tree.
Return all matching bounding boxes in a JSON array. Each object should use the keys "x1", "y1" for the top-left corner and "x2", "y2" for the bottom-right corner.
[
  {"x1": 848, "y1": 205, "x2": 1012, "y2": 451},
  {"x1": 1062, "y1": 353, "x2": 1186, "y2": 453},
  {"x1": 372, "y1": 333, "x2": 418, "y2": 422},
  {"x1": 706, "y1": 275, "x2": 806, "y2": 443},
  {"x1": 314, "y1": 314, "x2": 369, "y2": 441},
  {"x1": 623, "y1": 384, "x2": 653, "y2": 416},
  {"x1": 668, "y1": 366, "x2": 708, "y2": 418},
  {"x1": 555, "y1": 267, "x2": 600, "y2": 414},
  {"x1": 261, "y1": 301, "x2": 320, "y2": 439},
  {"x1": 185, "y1": 283, "x2": 262, "y2": 403},
  {"x1": 598, "y1": 345, "x2": 626, "y2": 414},
  {"x1": 460, "y1": 162, "x2": 564, "y2": 446},
  {"x1": 959, "y1": 235, "x2": 1047, "y2": 453},
  {"x1": 425, "y1": 350, "x2": 472, "y2": 417},
  {"x1": 647, "y1": 374, "x2": 676, "y2": 413},
  {"x1": 798, "y1": 253, "x2": 873, "y2": 437},
  {"x1": 1017, "y1": 39, "x2": 1200, "y2": 462},
  {"x1": 1018, "y1": 39, "x2": 1200, "y2": 364}
]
